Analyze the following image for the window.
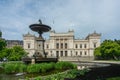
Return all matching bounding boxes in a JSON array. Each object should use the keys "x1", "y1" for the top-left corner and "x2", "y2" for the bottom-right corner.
[
  {"x1": 60, "y1": 38, "x2": 63, "y2": 41},
  {"x1": 84, "y1": 44, "x2": 87, "y2": 48},
  {"x1": 28, "y1": 43, "x2": 30, "y2": 48},
  {"x1": 65, "y1": 43, "x2": 67, "y2": 49},
  {"x1": 65, "y1": 38, "x2": 67, "y2": 41},
  {"x1": 56, "y1": 39, "x2": 59, "y2": 41},
  {"x1": 61, "y1": 43, "x2": 63, "y2": 49},
  {"x1": 80, "y1": 51, "x2": 82, "y2": 55},
  {"x1": 84, "y1": 51, "x2": 87, "y2": 55},
  {"x1": 65, "y1": 51, "x2": 67, "y2": 56},
  {"x1": 56, "y1": 51, "x2": 59, "y2": 57},
  {"x1": 75, "y1": 44, "x2": 78, "y2": 48},
  {"x1": 51, "y1": 51, "x2": 52, "y2": 53},
  {"x1": 56, "y1": 43, "x2": 59, "y2": 49},
  {"x1": 39, "y1": 44, "x2": 41, "y2": 47},
  {"x1": 94, "y1": 43, "x2": 96, "y2": 48},
  {"x1": 76, "y1": 51, "x2": 78, "y2": 56},
  {"x1": 47, "y1": 44, "x2": 49, "y2": 49},
  {"x1": 80, "y1": 44, "x2": 82, "y2": 48},
  {"x1": 71, "y1": 51, "x2": 72, "y2": 56},
  {"x1": 60, "y1": 51, "x2": 63, "y2": 57}
]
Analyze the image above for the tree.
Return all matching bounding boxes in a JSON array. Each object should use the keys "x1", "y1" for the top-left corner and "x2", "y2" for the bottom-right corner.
[
  {"x1": 115, "y1": 39, "x2": 120, "y2": 45},
  {"x1": 0, "y1": 45, "x2": 27, "y2": 61},
  {"x1": 0, "y1": 39, "x2": 6, "y2": 51},
  {"x1": 0, "y1": 48, "x2": 12, "y2": 59},
  {"x1": 94, "y1": 46, "x2": 101, "y2": 59},
  {"x1": 94, "y1": 40, "x2": 120, "y2": 60},
  {"x1": 8, "y1": 46, "x2": 27, "y2": 61}
]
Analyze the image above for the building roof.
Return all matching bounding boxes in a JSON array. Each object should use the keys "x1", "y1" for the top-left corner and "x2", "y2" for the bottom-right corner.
[{"x1": 23, "y1": 32, "x2": 35, "y2": 37}]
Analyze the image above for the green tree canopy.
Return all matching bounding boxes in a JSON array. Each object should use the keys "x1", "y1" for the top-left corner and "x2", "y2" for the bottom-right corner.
[
  {"x1": 94, "y1": 39, "x2": 120, "y2": 60},
  {"x1": 8, "y1": 46, "x2": 27, "y2": 61},
  {"x1": 0, "y1": 45, "x2": 27, "y2": 61},
  {"x1": 0, "y1": 39, "x2": 6, "y2": 51}
]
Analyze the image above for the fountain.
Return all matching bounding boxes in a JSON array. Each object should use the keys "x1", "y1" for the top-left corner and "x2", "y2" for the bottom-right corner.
[{"x1": 22, "y1": 20, "x2": 58, "y2": 64}]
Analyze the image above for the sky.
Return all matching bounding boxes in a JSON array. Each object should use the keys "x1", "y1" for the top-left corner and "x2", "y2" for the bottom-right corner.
[{"x1": 0, "y1": 0, "x2": 120, "y2": 41}]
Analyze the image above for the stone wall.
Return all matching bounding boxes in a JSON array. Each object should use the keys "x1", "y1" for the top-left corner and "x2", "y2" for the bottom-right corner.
[{"x1": 59, "y1": 56, "x2": 94, "y2": 61}]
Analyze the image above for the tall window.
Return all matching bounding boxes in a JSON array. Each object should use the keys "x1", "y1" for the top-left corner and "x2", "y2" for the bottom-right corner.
[
  {"x1": 56, "y1": 51, "x2": 59, "y2": 57},
  {"x1": 71, "y1": 51, "x2": 72, "y2": 56},
  {"x1": 56, "y1": 43, "x2": 59, "y2": 49},
  {"x1": 80, "y1": 51, "x2": 82, "y2": 55},
  {"x1": 61, "y1": 43, "x2": 63, "y2": 49},
  {"x1": 94, "y1": 43, "x2": 97, "y2": 48},
  {"x1": 80, "y1": 44, "x2": 82, "y2": 48},
  {"x1": 84, "y1": 51, "x2": 87, "y2": 55},
  {"x1": 47, "y1": 44, "x2": 49, "y2": 49},
  {"x1": 65, "y1": 43, "x2": 67, "y2": 49},
  {"x1": 76, "y1": 51, "x2": 78, "y2": 56},
  {"x1": 75, "y1": 44, "x2": 78, "y2": 48},
  {"x1": 39, "y1": 44, "x2": 41, "y2": 47},
  {"x1": 60, "y1": 51, "x2": 63, "y2": 57},
  {"x1": 28, "y1": 43, "x2": 30, "y2": 48},
  {"x1": 84, "y1": 44, "x2": 87, "y2": 48},
  {"x1": 65, "y1": 51, "x2": 67, "y2": 56}
]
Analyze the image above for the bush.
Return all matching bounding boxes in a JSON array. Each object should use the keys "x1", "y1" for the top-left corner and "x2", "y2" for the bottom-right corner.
[
  {"x1": 2, "y1": 61, "x2": 77, "y2": 75},
  {"x1": 3, "y1": 62, "x2": 26, "y2": 74},
  {"x1": 27, "y1": 63, "x2": 55, "y2": 73},
  {"x1": 27, "y1": 64, "x2": 40, "y2": 73},
  {"x1": 55, "y1": 61, "x2": 77, "y2": 70},
  {"x1": 4, "y1": 63, "x2": 14, "y2": 74}
]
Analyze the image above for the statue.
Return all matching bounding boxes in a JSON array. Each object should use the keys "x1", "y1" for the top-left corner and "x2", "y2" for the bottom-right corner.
[{"x1": 39, "y1": 19, "x2": 42, "y2": 24}]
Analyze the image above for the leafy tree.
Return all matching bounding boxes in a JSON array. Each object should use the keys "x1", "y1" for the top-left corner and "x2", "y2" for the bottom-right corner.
[
  {"x1": 8, "y1": 46, "x2": 27, "y2": 61},
  {"x1": 115, "y1": 39, "x2": 120, "y2": 45},
  {"x1": 94, "y1": 46, "x2": 101, "y2": 59},
  {"x1": 94, "y1": 39, "x2": 120, "y2": 60},
  {"x1": 0, "y1": 48, "x2": 12, "y2": 59},
  {"x1": 0, "y1": 45, "x2": 27, "y2": 61},
  {"x1": 0, "y1": 39, "x2": 6, "y2": 51}
]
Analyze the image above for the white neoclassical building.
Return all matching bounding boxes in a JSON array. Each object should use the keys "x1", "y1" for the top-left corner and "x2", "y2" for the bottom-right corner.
[{"x1": 23, "y1": 30, "x2": 101, "y2": 61}]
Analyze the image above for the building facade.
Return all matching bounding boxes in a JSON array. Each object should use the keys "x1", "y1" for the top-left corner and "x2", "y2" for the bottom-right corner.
[
  {"x1": 23, "y1": 30, "x2": 101, "y2": 61},
  {"x1": 6, "y1": 40, "x2": 23, "y2": 48}
]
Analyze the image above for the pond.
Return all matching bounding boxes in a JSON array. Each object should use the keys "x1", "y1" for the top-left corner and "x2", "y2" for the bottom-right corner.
[
  {"x1": 74, "y1": 64, "x2": 120, "y2": 80},
  {"x1": 0, "y1": 74, "x2": 25, "y2": 80}
]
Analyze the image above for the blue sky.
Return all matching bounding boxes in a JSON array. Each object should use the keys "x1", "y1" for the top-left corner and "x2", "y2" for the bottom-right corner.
[{"x1": 0, "y1": 0, "x2": 120, "y2": 41}]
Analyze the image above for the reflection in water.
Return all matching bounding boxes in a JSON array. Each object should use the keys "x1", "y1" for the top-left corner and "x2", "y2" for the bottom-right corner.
[{"x1": 0, "y1": 74, "x2": 25, "y2": 80}]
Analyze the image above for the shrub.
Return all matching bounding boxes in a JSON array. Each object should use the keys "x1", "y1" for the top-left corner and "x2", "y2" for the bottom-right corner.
[
  {"x1": 2, "y1": 61, "x2": 76, "y2": 75},
  {"x1": 3, "y1": 62, "x2": 26, "y2": 74},
  {"x1": 55, "y1": 61, "x2": 77, "y2": 70},
  {"x1": 4, "y1": 63, "x2": 14, "y2": 74},
  {"x1": 27, "y1": 64, "x2": 40, "y2": 73}
]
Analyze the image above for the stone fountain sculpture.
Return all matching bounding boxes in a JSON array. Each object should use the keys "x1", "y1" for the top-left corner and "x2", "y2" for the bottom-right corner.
[{"x1": 23, "y1": 20, "x2": 57, "y2": 64}]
